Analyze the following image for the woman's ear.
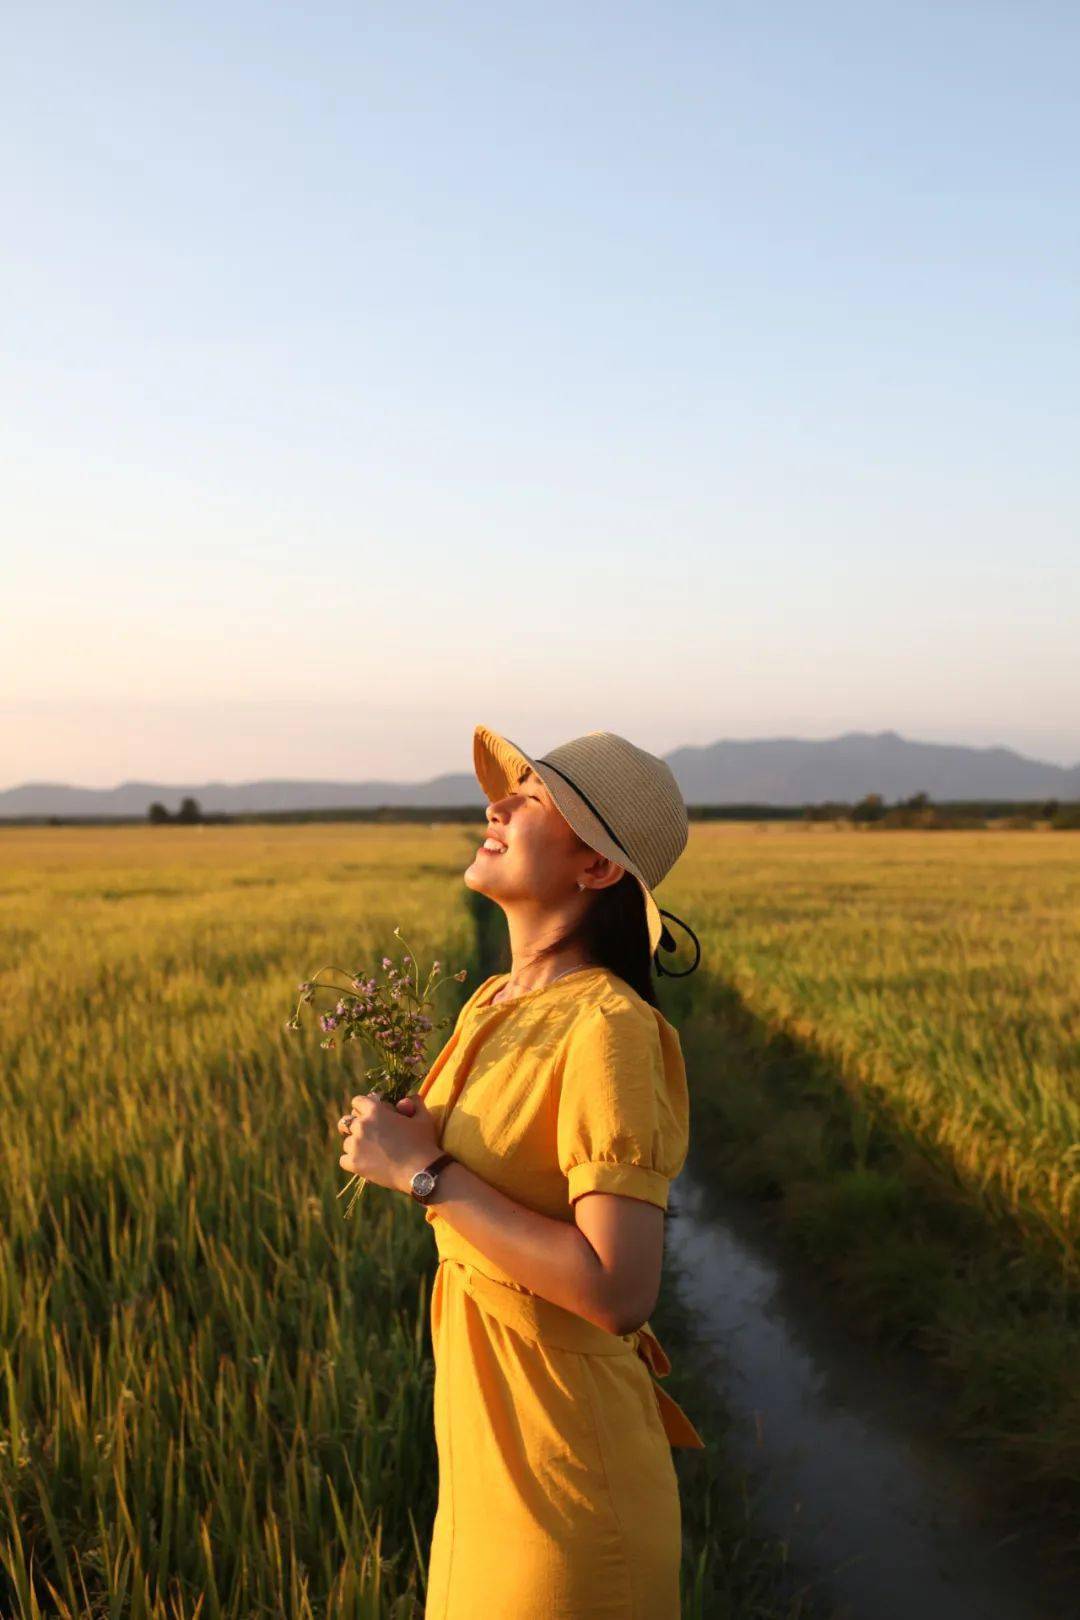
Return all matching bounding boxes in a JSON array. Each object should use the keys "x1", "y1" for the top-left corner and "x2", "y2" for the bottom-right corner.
[{"x1": 587, "y1": 857, "x2": 626, "y2": 891}]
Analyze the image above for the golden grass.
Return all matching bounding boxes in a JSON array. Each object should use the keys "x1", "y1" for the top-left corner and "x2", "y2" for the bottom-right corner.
[
  {"x1": 657, "y1": 823, "x2": 1080, "y2": 1261},
  {"x1": 3, "y1": 818, "x2": 1077, "y2": 1613},
  {"x1": 0, "y1": 821, "x2": 482, "y2": 1617}
]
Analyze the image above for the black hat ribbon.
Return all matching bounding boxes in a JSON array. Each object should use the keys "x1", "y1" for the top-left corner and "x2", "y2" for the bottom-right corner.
[{"x1": 653, "y1": 908, "x2": 702, "y2": 978}]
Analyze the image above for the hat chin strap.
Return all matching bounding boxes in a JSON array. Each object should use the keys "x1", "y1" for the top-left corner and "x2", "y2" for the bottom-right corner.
[{"x1": 653, "y1": 908, "x2": 702, "y2": 977}]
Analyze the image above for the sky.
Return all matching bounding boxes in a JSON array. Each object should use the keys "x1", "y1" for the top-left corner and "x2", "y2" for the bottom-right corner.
[{"x1": 4, "y1": 0, "x2": 1078, "y2": 789}]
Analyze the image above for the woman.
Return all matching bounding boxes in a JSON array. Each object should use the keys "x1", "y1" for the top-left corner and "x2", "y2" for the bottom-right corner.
[{"x1": 337, "y1": 724, "x2": 704, "y2": 1619}]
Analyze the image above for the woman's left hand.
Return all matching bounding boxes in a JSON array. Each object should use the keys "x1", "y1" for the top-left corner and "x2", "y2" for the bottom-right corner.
[{"x1": 337, "y1": 1092, "x2": 442, "y2": 1195}]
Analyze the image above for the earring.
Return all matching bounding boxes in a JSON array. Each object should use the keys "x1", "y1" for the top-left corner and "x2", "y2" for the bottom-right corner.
[{"x1": 576, "y1": 881, "x2": 585, "y2": 891}]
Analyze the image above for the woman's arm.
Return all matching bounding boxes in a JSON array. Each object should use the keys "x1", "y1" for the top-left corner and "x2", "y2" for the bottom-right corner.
[
  {"x1": 338, "y1": 1092, "x2": 663, "y2": 1335},
  {"x1": 424, "y1": 1157, "x2": 665, "y2": 1337}
]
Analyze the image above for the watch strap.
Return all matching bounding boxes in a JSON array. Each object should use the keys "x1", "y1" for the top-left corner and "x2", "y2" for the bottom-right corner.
[{"x1": 410, "y1": 1151, "x2": 455, "y2": 1201}]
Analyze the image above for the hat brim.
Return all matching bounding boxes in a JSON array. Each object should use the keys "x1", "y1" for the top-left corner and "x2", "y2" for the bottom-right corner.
[{"x1": 472, "y1": 723, "x2": 666, "y2": 958}]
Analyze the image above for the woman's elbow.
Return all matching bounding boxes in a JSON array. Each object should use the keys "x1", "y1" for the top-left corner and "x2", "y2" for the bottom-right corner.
[{"x1": 602, "y1": 1282, "x2": 659, "y2": 1338}]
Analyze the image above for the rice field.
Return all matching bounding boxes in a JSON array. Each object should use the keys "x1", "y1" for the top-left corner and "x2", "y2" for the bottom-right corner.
[
  {"x1": 0, "y1": 824, "x2": 478, "y2": 1619},
  {"x1": 2, "y1": 819, "x2": 1077, "y2": 1615},
  {"x1": 656, "y1": 823, "x2": 1080, "y2": 1265}
]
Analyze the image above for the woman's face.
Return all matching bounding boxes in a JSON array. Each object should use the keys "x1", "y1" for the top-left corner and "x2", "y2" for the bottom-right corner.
[{"x1": 464, "y1": 764, "x2": 609, "y2": 908}]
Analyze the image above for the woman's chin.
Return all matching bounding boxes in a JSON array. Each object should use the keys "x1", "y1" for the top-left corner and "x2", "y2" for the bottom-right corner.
[{"x1": 463, "y1": 861, "x2": 490, "y2": 893}]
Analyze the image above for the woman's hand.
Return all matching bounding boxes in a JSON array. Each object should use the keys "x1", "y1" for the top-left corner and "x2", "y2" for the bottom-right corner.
[{"x1": 336, "y1": 1092, "x2": 441, "y2": 1195}]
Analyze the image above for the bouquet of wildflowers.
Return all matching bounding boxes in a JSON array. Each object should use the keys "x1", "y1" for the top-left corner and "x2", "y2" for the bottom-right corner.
[{"x1": 284, "y1": 925, "x2": 467, "y2": 1216}]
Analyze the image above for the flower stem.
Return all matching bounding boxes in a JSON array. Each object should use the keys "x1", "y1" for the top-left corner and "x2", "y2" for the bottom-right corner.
[{"x1": 337, "y1": 1173, "x2": 368, "y2": 1219}]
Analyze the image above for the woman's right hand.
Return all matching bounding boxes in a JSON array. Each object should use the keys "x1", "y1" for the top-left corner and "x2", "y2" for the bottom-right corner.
[{"x1": 337, "y1": 1094, "x2": 417, "y2": 1136}]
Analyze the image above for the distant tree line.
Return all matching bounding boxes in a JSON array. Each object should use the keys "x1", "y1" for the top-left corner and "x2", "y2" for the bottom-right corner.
[
  {"x1": 147, "y1": 796, "x2": 210, "y2": 824},
  {"x1": 5, "y1": 794, "x2": 1072, "y2": 831},
  {"x1": 136, "y1": 792, "x2": 1078, "y2": 831},
  {"x1": 806, "y1": 792, "x2": 1078, "y2": 829}
]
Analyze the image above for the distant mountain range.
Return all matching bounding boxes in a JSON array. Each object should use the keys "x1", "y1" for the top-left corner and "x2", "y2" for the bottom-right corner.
[{"x1": 3, "y1": 731, "x2": 1077, "y2": 818}]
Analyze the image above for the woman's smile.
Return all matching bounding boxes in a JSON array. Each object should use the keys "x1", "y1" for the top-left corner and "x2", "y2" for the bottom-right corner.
[{"x1": 479, "y1": 836, "x2": 508, "y2": 855}]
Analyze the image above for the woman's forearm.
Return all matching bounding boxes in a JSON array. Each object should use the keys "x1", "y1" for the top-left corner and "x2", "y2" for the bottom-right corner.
[{"x1": 420, "y1": 1159, "x2": 622, "y2": 1333}]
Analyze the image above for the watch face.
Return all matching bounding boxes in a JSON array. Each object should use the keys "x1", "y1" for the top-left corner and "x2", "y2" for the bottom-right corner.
[{"x1": 412, "y1": 1169, "x2": 435, "y2": 1198}]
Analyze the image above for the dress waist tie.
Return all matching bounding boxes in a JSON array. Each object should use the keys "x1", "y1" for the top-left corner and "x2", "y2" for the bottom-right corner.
[
  {"x1": 627, "y1": 1319, "x2": 707, "y2": 1449},
  {"x1": 436, "y1": 1254, "x2": 705, "y2": 1450}
]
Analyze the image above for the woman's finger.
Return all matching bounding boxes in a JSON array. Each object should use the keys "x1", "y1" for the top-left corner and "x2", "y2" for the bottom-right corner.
[
  {"x1": 395, "y1": 1097, "x2": 416, "y2": 1115},
  {"x1": 340, "y1": 1135, "x2": 365, "y2": 1168}
]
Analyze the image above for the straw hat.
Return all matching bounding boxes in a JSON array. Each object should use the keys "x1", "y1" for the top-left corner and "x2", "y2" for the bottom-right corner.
[{"x1": 473, "y1": 724, "x2": 701, "y2": 976}]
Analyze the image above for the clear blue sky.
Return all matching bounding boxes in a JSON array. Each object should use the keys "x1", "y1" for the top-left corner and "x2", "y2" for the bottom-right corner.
[{"x1": 4, "y1": 1, "x2": 1078, "y2": 788}]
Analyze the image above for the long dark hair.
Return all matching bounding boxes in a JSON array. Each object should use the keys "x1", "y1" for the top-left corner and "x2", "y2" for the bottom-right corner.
[{"x1": 529, "y1": 869, "x2": 658, "y2": 1007}]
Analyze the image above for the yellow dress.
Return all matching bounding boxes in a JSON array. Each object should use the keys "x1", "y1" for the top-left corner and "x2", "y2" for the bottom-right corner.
[{"x1": 416, "y1": 964, "x2": 704, "y2": 1620}]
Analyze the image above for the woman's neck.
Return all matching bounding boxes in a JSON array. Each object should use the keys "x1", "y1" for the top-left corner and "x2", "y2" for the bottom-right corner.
[{"x1": 494, "y1": 957, "x2": 595, "y2": 1003}]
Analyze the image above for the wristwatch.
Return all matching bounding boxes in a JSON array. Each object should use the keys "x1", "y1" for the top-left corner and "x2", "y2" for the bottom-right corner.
[{"x1": 409, "y1": 1152, "x2": 455, "y2": 1203}]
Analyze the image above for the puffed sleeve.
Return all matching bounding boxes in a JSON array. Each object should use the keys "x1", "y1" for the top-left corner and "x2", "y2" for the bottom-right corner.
[{"x1": 556, "y1": 1001, "x2": 690, "y2": 1211}]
